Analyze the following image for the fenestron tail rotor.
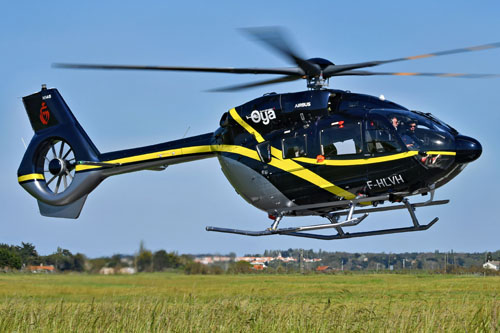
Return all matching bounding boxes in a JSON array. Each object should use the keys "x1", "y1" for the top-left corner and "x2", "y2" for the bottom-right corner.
[
  {"x1": 42, "y1": 139, "x2": 76, "y2": 194},
  {"x1": 53, "y1": 27, "x2": 500, "y2": 91}
]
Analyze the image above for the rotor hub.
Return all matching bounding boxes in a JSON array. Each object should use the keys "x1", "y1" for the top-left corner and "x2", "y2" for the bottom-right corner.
[
  {"x1": 48, "y1": 158, "x2": 66, "y2": 176},
  {"x1": 306, "y1": 58, "x2": 334, "y2": 70},
  {"x1": 307, "y1": 75, "x2": 329, "y2": 90}
]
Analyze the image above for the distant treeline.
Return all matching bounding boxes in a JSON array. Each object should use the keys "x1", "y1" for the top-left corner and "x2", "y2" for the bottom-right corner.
[
  {"x1": 0, "y1": 242, "x2": 247, "y2": 275},
  {"x1": 0, "y1": 243, "x2": 85, "y2": 272},
  {"x1": 1, "y1": 243, "x2": 498, "y2": 275},
  {"x1": 259, "y1": 248, "x2": 500, "y2": 271}
]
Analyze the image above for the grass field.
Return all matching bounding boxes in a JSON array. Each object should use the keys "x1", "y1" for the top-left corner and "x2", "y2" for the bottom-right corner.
[{"x1": 0, "y1": 272, "x2": 498, "y2": 332}]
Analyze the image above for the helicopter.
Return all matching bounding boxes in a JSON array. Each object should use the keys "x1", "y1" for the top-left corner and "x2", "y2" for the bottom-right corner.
[{"x1": 18, "y1": 28, "x2": 493, "y2": 240}]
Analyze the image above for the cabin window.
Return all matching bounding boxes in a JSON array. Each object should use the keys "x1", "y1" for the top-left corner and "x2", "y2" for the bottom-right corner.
[
  {"x1": 282, "y1": 135, "x2": 307, "y2": 158},
  {"x1": 365, "y1": 117, "x2": 403, "y2": 154},
  {"x1": 256, "y1": 141, "x2": 272, "y2": 163},
  {"x1": 320, "y1": 121, "x2": 362, "y2": 157}
]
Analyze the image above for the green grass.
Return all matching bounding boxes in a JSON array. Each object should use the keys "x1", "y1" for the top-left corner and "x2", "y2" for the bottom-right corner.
[{"x1": 0, "y1": 273, "x2": 498, "y2": 332}]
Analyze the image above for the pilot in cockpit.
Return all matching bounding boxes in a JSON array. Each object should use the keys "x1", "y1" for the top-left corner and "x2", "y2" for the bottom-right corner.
[{"x1": 401, "y1": 121, "x2": 422, "y2": 150}]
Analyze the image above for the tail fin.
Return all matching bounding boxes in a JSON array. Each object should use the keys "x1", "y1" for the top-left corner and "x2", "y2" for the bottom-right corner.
[{"x1": 18, "y1": 86, "x2": 102, "y2": 218}]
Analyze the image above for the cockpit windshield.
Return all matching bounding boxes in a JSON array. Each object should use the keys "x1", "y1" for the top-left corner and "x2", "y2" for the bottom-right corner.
[{"x1": 373, "y1": 110, "x2": 455, "y2": 152}]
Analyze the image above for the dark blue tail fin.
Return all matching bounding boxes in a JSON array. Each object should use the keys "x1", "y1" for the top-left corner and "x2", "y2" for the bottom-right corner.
[{"x1": 18, "y1": 86, "x2": 103, "y2": 218}]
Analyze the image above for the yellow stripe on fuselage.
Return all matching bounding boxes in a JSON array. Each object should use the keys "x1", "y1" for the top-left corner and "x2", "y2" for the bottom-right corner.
[
  {"x1": 294, "y1": 151, "x2": 419, "y2": 166},
  {"x1": 70, "y1": 105, "x2": 459, "y2": 201},
  {"x1": 75, "y1": 144, "x2": 259, "y2": 172},
  {"x1": 229, "y1": 108, "x2": 265, "y2": 143},
  {"x1": 294, "y1": 151, "x2": 456, "y2": 166},
  {"x1": 425, "y1": 151, "x2": 456, "y2": 156},
  {"x1": 18, "y1": 173, "x2": 44, "y2": 183}
]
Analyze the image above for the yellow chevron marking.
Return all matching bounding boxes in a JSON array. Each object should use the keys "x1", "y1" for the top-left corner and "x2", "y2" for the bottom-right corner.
[
  {"x1": 268, "y1": 157, "x2": 355, "y2": 199},
  {"x1": 229, "y1": 108, "x2": 265, "y2": 143},
  {"x1": 18, "y1": 173, "x2": 44, "y2": 183},
  {"x1": 226, "y1": 108, "x2": 355, "y2": 198},
  {"x1": 270, "y1": 146, "x2": 283, "y2": 160}
]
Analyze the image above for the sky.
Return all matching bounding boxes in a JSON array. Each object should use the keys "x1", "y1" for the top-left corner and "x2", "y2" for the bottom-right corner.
[{"x1": 1, "y1": 1, "x2": 499, "y2": 257}]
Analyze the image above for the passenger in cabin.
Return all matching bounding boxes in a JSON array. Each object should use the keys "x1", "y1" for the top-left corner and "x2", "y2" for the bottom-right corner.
[{"x1": 391, "y1": 116, "x2": 400, "y2": 130}]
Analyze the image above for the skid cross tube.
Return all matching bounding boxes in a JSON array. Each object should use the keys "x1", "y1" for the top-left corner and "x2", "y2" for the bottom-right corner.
[
  {"x1": 206, "y1": 197, "x2": 443, "y2": 239},
  {"x1": 206, "y1": 213, "x2": 368, "y2": 237}
]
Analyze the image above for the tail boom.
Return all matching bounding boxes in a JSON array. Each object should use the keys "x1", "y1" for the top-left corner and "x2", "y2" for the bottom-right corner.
[{"x1": 18, "y1": 85, "x2": 216, "y2": 218}]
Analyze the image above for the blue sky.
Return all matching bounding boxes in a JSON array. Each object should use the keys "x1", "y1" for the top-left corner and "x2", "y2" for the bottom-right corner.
[{"x1": 2, "y1": 1, "x2": 499, "y2": 257}]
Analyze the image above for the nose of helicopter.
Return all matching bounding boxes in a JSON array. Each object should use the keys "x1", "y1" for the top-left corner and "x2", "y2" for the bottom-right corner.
[{"x1": 455, "y1": 135, "x2": 482, "y2": 164}]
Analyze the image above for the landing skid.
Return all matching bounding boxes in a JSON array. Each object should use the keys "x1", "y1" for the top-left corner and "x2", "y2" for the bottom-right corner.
[{"x1": 206, "y1": 195, "x2": 447, "y2": 240}]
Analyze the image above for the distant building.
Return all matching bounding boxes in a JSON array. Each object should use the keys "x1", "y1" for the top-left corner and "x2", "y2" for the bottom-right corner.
[
  {"x1": 483, "y1": 261, "x2": 500, "y2": 271},
  {"x1": 250, "y1": 262, "x2": 266, "y2": 270},
  {"x1": 26, "y1": 265, "x2": 54, "y2": 273},
  {"x1": 236, "y1": 256, "x2": 274, "y2": 263},
  {"x1": 304, "y1": 258, "x2": 322, "y2": 263},
  {"x1": 194, "y1": 256, "x2": 233, "y2": 265},
  {"x1": 99, "y1": 267, "x2": 115, "y2": 275},
  {"x1": 118, "y1": 267, "x2": 136, "y2": 274},
  {"x1": 194, "y1": 254, "x2": 321, "y2": 267},
  {"x1": 316, "y1": 265, "x2": 332, "y2": 272}
]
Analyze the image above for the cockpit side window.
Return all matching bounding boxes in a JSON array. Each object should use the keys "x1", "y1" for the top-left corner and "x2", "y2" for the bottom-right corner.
[
  {"x1": 320, "y1": 120, "x2": 363, "y2": 158},
  {"x1": 385, "y1": 111, "x2": 454, "y2": 151},
  {"x1": 398, "y1": 119, "x2": 429, "y2": 151},
  {"x1": 282, "y1": 135, "x2": 307, "y2": 159},
  {"x1": 365, "y1": 116, "x2": 403, "y2": 154}
]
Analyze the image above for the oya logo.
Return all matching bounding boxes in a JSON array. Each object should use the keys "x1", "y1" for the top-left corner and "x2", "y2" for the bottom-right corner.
[
  {"x1": 246, "y1": 108, "x2": 276, "y2": 125},
  {"x1": 40, "y1": 102, "x2": 50, "y2": 125}
]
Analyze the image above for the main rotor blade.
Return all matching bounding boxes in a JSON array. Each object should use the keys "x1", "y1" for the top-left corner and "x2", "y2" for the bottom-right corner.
[
  {"x1": 241, "y1": 27, "x2": 321, "y2": 77},
  {"x1": 53, "y1": 63, "x2": 304, "y2": 76},
  {"x1": 207, "y1": 75, "x2": 301, "y2": 92},
  {"x1": 331, "y1": 70, "x2": 500, "y2": 78},
  {"x1": 324, "y1": 41, "x2": 500, "y2": 77}
]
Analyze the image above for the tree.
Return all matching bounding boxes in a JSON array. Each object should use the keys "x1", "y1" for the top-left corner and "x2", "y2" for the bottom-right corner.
[
  {"x1": 42, "y1": 247, "x2": 86, "y2": 272},
  {"x1": 0, "y1": 248, "x2": 22, "y2": 270},
  {"x1": 136, "y1": 250, "x2": 153, "y2": 272},
  {"x1": 16, "y1": 242, "x2": 39, "y2": 265},
  {"x1": 73, "y1": 253, "x2": 86, "y2": 272},
  {"x1": 153, "y1": 250, "x2": 180, "y2": 271},
  {"x1": 228, "y1": 260, "x2": 252, "y2": 274},
  {"x1": 184, "y1": 261, "x2": 208, "y2": 275},
  {"x1": 108, "y1": 254, "x2": 123, "y2": 268}
]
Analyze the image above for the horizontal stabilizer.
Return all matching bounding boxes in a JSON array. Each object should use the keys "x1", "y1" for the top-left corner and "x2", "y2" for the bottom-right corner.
[{"x1": 38, "y1": 195, "x2": 88, "y2": 219}]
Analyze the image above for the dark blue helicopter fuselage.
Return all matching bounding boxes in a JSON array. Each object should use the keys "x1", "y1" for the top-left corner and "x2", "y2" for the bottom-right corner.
[{"x1": 214, "y1": 89, "x2": 481, "y2": 215}]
